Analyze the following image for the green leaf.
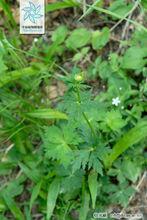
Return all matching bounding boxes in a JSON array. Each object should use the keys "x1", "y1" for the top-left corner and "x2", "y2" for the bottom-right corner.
[
  {"x1": 2, "y1": 190, "x2": 25, "y2": 220},
  {"x1": 121, "y1": 47, "x2": 147, "y2": 69},
  {"x1": 66, "y1": 28, "x2": 91, "y2": 49},
  {"x1": 72, "y1": 47, "x2": 90, "y2": 62},
  {"x1": 19, "y1": 162, "x2": 41, "y2": 183},
  {"x1": 26, "y1": 108, "x2": 68, "y2": 120},
  {"x1": 51, "y1": 26, "x2": 68, "y2": 44},
  {"x1": 47, "y1": 178, "x2": 60, "y2": 220},
  {"x1": 30, "y1": 180, "x2": 42, "y2": 211},
  {"x1": 105, "y1": 110, "x2": 126, "y2": 131},
  {"x1": 43, "y1": 125, "x2": 74, "y2": 166},
  {"x1": 109, "y1": 0, "x2": 133, "y2": 20},
  {"x1": 92, "y1": 27, "x2": 110, "y2": 50},
  {"x1": 79, "y1": 190, "x2": 90, "y2": 220},
  {"x1": 122, "y1": 160, "x2": 141, "y2": 183},
  {"x1": 46, "y1": 0, "x2": 79, "y2": 12},
  {"x1": 104, "y1": 120, "x2": 147, "y2": 168},
  {"x1": 88, "y1": 171, "x2": 98, "y2": 209},
  {"x1": 112, "y1": 186, "x2": 135, "y2": 207}
]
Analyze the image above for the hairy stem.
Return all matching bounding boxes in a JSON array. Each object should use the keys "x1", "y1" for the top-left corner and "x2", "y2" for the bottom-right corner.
[{"x1": 75, "y1": 83, "x2": 96, "y2": 139}]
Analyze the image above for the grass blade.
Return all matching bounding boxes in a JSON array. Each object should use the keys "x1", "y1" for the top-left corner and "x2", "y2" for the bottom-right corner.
[
  {"x1": 88, "y1": 4, "x2": 147, "y2": 32},
  {"x1": 0, "y1": 0, "x2": 16, "y2": 26},
  {"x1": 30, "y1": 180, "x2": 42, "y2": 211},
  {"x1": 26, "y1": 108, "x2": 68, "y2": 120},
  {"x1": 47, "y1": 178, "x2": 60, "y2": 220},
  {"x1": 19, "y1": 162, "x2": 41, "y2": 183},
  {"x1": 0, "y1": 64, "x2": 47, "y2": 88},
  {"x1": 46, "y1": 0, "x2": 79, "y2": 12},
  {"x1": 104, "y1": 120, "x2": 147, "y2": 168},
  {"x1": 2, "y1": 190, "x2": 25, "y2": 220}
]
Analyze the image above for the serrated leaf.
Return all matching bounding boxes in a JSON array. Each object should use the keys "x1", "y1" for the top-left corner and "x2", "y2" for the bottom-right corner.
[
  {"x1": 26, "y1": 108, "x2": 68, "y2": 120},
  {"x1": 43, "y1": 125, "x2": 76, "y2": 166},
  {"x1": 88, "y1": 171, "x2": 98, "y2": 209},
  {"x1": 47, "y1": 178, "x2": 60, "y2": 220}
]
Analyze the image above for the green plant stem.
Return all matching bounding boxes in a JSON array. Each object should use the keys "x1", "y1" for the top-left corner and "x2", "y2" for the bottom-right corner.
[
  {"x1": 82, "y1": 111, "x2": 96, "y2": 139},
  {"x1": 75, "y1": 83, "x2": 96, "y2": 139}
]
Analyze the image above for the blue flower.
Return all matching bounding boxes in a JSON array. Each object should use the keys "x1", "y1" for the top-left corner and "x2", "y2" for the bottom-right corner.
[{"x1": 22, "y1": 1, "x2": 43, "y2": 23}]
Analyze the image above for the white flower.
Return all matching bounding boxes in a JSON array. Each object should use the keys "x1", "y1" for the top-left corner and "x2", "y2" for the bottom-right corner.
[
  {"x1": 112, "y1": 97, "x2": 121, "y2": 106},
  {"x1": 34, "y1": 38, "x2": 38, "y2": 43},
  {"x1": 119, "y1": 87, "x2": 122, "y2": 90}
]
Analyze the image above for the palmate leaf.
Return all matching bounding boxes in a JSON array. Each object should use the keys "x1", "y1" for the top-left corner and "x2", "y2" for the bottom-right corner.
[
  {"x1": 104, "y1": 120, "x2": 147, "y2": 168},
  {"x1": 111, "y1": 185, "x2": 135, "y2": 207},
  {"x1": 72, "y1": 148, "x2": 103, "y2": 175},
  {"x1": 43, "y1": 125, "x2": 81, "y2": 166}
]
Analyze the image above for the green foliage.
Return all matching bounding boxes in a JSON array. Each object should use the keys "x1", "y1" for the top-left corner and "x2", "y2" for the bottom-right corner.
[
  {"x1": 104, "y1": 120, "x2": 147, "y2": 168},
  {"x1": 109, "y1": 0, "x2": 133, "y2": 19},
  {"x1": 92, "y1": 27, "x2": 110, "y2": 50},
  {"x1": 47, "y1": 178, "x2": 60, "y2": 220},
  {"x1": 66, "y1": 28, "x2": 91, "y2": 49},
  {"x1": 26, "y1": 108, "x2": 68, "y2": 120},
  {"x1": 0, "y1": 2, "x2": 147, "y2": 219},
  {"x1": 88, "y1": 171, "x2": 98, "y2": 209},
  {"x1": 46, "y1": 0, "x2": 79, "y2": 12}
]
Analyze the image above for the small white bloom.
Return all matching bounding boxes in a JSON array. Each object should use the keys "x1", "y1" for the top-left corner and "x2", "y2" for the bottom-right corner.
[
  {"x1": 112, "y1": 97, "x2": 121, "y2": 106},
  {"x1": 121, "y1": 106, "x2": 124, "y2": 109},
  {"x1": 119, "y1": 87, "x2": 122, "y2": 90},
  {"x1": 34, "y1": 38, "x2": 38, "y2": 43}
]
